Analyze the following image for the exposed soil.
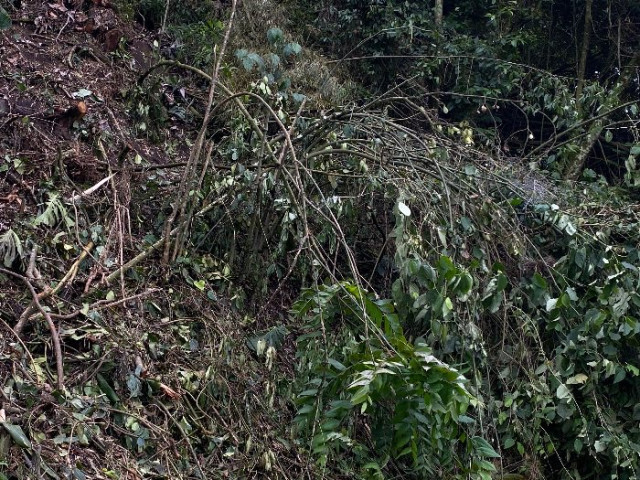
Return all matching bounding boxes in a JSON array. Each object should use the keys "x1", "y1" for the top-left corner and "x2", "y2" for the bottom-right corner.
[
  {"x1": 0, "y1": 0, "x2": 191, "y2": 229},
  {"x1": 0, "y1": 2, "x2": 307, "y2": 478}
]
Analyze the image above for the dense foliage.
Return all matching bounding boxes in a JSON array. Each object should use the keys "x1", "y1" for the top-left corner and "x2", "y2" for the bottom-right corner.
[{"x1": 0, "y1": 0, "x2": 639, "y2": 479}]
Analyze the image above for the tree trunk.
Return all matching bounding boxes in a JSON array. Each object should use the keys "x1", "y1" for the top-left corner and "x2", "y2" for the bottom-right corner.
[
  {"x1": 575, "y1": 0, "x2": 593, "y2": 105},
  {"x1": 562, "y1": 121, "x2": 604, "y2": 181},
  {"x1": 563, "y1": 51, "x2": 640, "y2": 180},
  {"x1": 434, "y1": 0, "x2": 443, "y2": 30}
]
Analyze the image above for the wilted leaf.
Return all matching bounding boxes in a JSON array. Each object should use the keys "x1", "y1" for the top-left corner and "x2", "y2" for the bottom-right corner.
[
  {"x1": 0, "y1": 229, "x2": 23, "y2": 267},
  {"x1": 159, "y1": 383, "x2": 181, "y2": 399},
  {"x1": 72, "y1": 88, "x2": 92, "y2": 99},
  {"x1": 246, "y1": 325, "x2": 289, "y2": 352},
  {"x1": 566, "y1": 373, "x2": 588, "y2": 384}
]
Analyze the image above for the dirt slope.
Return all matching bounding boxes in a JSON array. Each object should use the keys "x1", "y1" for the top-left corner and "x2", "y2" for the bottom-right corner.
[{"x1": 0, "y1": 2, "x2": 304, "y2": 478}]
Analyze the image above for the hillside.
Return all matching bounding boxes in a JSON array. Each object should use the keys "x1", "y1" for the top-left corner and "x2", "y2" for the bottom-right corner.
[
  {"x1": 1, "y1": 1, "x2": 639, "y2": 479},
  {"x1": 0, "y1": 1, "x2": 304, "y2": 478}
]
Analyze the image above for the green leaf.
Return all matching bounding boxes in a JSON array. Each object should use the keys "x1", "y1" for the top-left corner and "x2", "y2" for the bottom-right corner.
[
  {"x1": 292, "y1": 92, "x2": 306, "y2": 103},
  {"x1": 193, "y1": 279, "x2": 206, "y2": 291},
  {"x1": 350, "y1": 385, "x2": 370, "y2": 405},
  {"x1": 297, "y1": 388, "x2": 318, "y2": 398},
  {"x1": 73, "y1": 468, "x2": 87, "y2": 480},
  {"x1": 556, "y1": 402, "x2": 573, "y2": 419},
  {"x1": 97, "y1": 373, "x2": 120, "y2": 404},
  {"x1": 574, "y1": 438, "x2": 583, "y2": 453},
  {"x1": 472, "y1": 436, "x2": 500, "y2": 458},
  {"x1": 283, "y1": 42, "x2": 302, "y2": 57},
  {"x1": 455, "y1": 272, "x2": 473, "y2": 297},
  {"x1": 33, "y1": 194, "x2": 70, "y2": 227},
  {"x1": 127, "y1": 374, "x2": 142, "y2": 397},
  {"x1": 72, "y1": 88, "x2": 92, "y2": 99},
  {"x1": 532, "y1": 272, "x2": 547, "y2": 289},
  {"x1": 613, "y1": 367, "x2": 626, "y2": 384},
  {"x1": 476, "y1": 459, "x2": 497, "y2": 471},
  {"x1": 438, "y1": 255, "x2": 455, "y2": 273},
  {"x1": 443, "y1": 297, "x2": 453, "y2": 317},
  {"x1": 458, "y1": 415, "x2": 475, "y2": 424},
  {"x1": 564, "y1": 221, "x2": 577, "y2": 236},
  {"x1": 0, "y1": 6, "x2": 11, "y2": 30},
  {"x1": 604, "y1": 130, "x2": 613, "y2": 142},
  {"x1": 267, "y1": 27, "x2": 283, "y2": 44},
  {"x1": 2, "y1": 423, "x2": 31, "y2": 449},
  {"x1": 327, "y1": 358, "x2": 346, "y2": 371}
]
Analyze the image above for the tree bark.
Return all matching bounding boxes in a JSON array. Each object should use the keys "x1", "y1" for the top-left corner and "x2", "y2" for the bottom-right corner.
[
  {"x1": 575, "y1": 0, "x2": 593, "y2": 105},
  {"x1": 563, "y1": 51, "x2": 640, "y2": 180},
  {"x1": 434, "y1": 0, "x2": 443, "y2": 30}
]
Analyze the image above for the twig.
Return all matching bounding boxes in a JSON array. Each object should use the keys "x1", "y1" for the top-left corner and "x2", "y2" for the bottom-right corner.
[
  {"x1": 52, "y1": 289, "x2": 161, "y2": 319},
  {"x1": 103, "y1": 234, "x2": 168, "y2": 285},
  {"x1": 258, "y1": 236, "x2": 308, "y2": 318},
  {"x1": 0, "y1": 316, "x2": 38, "y2": 384},
  {"x1": 14, "y1": 241, "x2": 94, "y2": 335},
  {"x1": 25, "y1": 245, "x2": 42, "y2": 281},
  {"x1": 65, "y1": 174, "x2": 116, "y2": 203},
  {"x1": 154, "y1": 401, "x2": 205, "y2": 479},
  {"x1": 0, "y1": 268, "x2": 65, "y2": 391},
  {"x1": 161, "y1": 0, "x2": 238, "y2": 264}
]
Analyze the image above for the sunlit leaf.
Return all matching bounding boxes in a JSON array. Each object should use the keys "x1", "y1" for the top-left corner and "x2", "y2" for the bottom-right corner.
[
  {"x1": 556, "y1": 384, "x2": 571, "y2": 399},
  {"x1": 397, "y1": 201, "x2": 411, "y2": 216},
  {"x1": 566, "y1": 374, "x2": 588, "y2": 384}
]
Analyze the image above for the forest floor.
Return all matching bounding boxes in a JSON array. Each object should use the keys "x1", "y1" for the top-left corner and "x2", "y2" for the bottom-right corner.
[{"x1": 0, "y1": 2, "x2": 304, "y2": 478}]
